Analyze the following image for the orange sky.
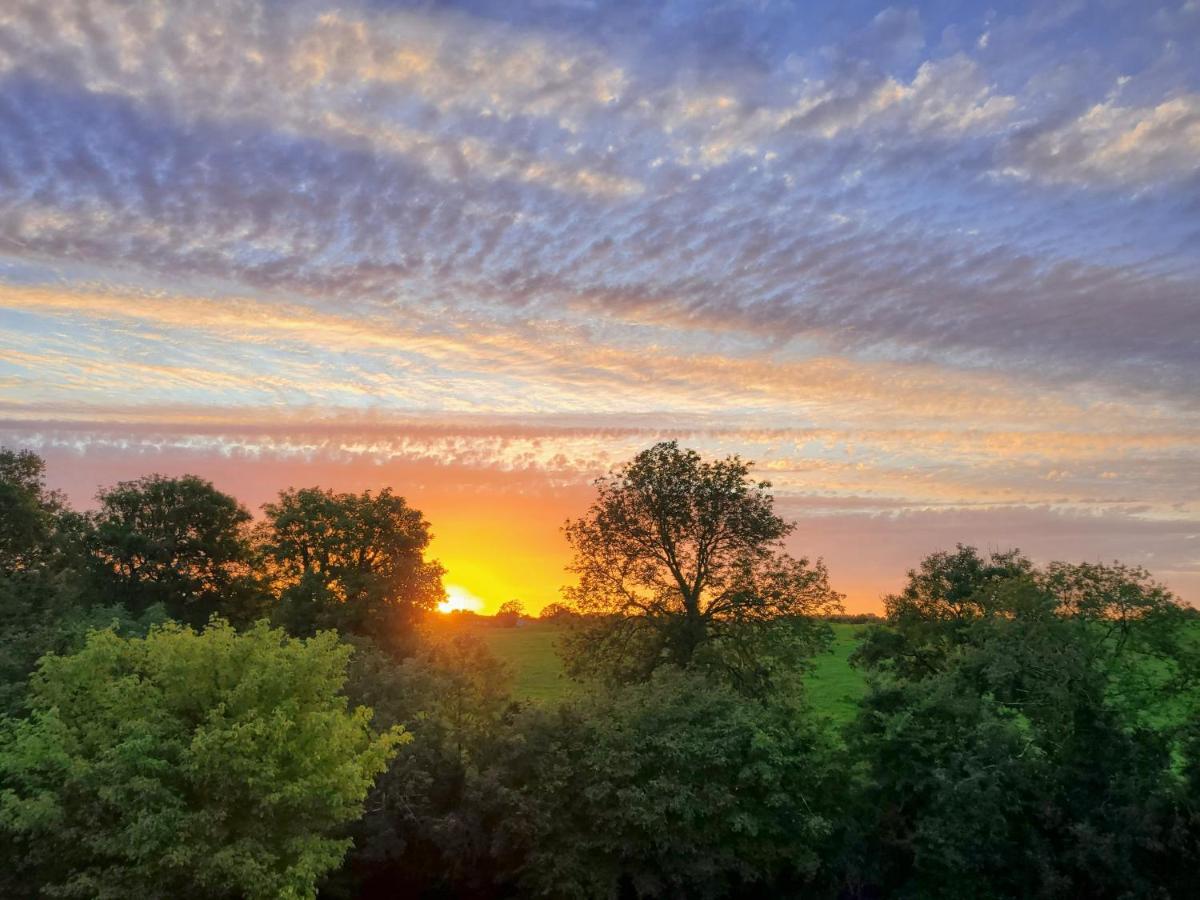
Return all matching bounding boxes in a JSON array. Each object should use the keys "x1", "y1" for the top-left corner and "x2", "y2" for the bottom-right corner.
[
  {"x1": 27, "y1": 444, "x2": 586, "y2": 615},
  {"x1": 15, "y1": 429, "x2": 1197, "y2": 615}
]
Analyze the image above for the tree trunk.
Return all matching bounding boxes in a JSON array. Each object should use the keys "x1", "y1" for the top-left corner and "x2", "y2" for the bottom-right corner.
[{"x1": 673, "y1": 595, "x2": 706, "y2": 667}]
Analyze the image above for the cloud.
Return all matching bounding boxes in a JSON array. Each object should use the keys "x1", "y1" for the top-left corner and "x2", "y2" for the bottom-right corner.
[
  {"x1": 7, "y1": 279, "x2": 1199, "y2": 444},
  {"x1": 1008, "y1": 93, "x2": 1200, "y2": 187},
  {"x1": 2, "y1": 406, "x2": 1196, "y2": 523},
  {"x1": 0, "y1": 40, "x2": 1193, "y2": 405}
]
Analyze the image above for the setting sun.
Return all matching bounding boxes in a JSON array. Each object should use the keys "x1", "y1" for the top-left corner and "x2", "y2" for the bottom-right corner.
[{"x1": 437, "y1": 584, "x2": 486, "y2": 615}]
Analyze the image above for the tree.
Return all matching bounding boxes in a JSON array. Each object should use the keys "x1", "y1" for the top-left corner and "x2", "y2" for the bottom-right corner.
[
  {"x1": 85, "y1": 474, "x2": 266, "y2": 626},
  {"x1": 537, "y1": 601, "x2": 576, "y2": 622},
  {"x1": 0, "y1": 447, "x2": 108, "y2": 717},
  {"x1": 496, "y1": 599, "x2": 523, "y2": 627},
  {"x1": 562, "y1": 441, "x2": 841, "y2": 690},
  {"x1": 846, "y1": 550, "x2": 1198, "y2": 898},
  {"x1": 0, "y1": 621, "x2": 403, "y2": 899},
  {"x1": 0, "y1": 447, "x2": 68, "y2": 577},
  {"x1": 493, "y1": 668, "x2": 838, "y2": 898},
  {"x1": 257, "y1": 487, "x2": 444, "y2": 655},
  {"x1": 855, "y1": 544, "x2": 1034, "y2": 679},
  {"x1": 331, "y1": 633, "x2": 516, "y2": 898}
]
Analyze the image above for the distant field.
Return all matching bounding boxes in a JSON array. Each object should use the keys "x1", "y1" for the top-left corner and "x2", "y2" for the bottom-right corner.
[{"x1": 461, "y1": 620, "x2": 870, "y2": 721}]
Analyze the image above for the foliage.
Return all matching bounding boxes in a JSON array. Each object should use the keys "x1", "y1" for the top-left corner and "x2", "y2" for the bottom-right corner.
[
  {"x1": 0, "y1": 621, "x2": 403, "y2": 900},
  {"x1": 536, "y1": 601, "x2": 577, "y2": 622},
  {"x1": 331, "y1": 632, "x2": 516, "y2": 897},
  {"x1": 492, "y1": 667, "x2": 838, "y2": 899},
  {"x1": 847, "y1": 548, "x2": 1200, "y2": 898},
  {"x1": 0, "y1": 447, "x2": 101, "y2": 717},
  {"x1": 84, "y1": 474, "x2": 266, "y2": 626},
  {"x1": 562, "y1": 441, "x2": 841, "y2": 692},
  {"x1": 257, "y1": 487, "x2": 444, "y2": 655},
  {"x1": 5, "y1": 445, "x2": 1200, "y2": 899},
  {"x1": 495, "y1": 599, "x2": 523, "y2": 627},
  {"x1": 855, "y1": 544, "x2": 1033, "y2": 679},
  {"x1": 0, "y1": 587, "x2": 165, "y2": 718},
  {"x1": 335, "y1": 639, "x2": 847, "y2": 899},
  {"x1": 0, "y1": 447, "x2": 71, "y2": 577}
]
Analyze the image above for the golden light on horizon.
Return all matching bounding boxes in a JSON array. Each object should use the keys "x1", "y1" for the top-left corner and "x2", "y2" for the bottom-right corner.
[{"x1": 437, "y1": 584, "x2": 486, "y2": 614}]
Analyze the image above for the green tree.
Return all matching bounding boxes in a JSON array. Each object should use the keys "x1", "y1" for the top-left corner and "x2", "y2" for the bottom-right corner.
[
  {"x1": 257, "y1": 487, "x2": 444, "y2": 654},
  {"x1": 330, "y1": 633, "x2": 516, "y2": 897},
  {"x1": 85, "y1": 474, "x2": 266, "y2": 626},
  {"x1": 854, "y1": 544, "x2": 1033, "y2": 679},
  {"x1": 0, "y1": 621, "x2": 403, "y2": 899},
  {"x1": 0, "y1": 447, "x2": 115, "y2": 718},
  {"x1": 0, "y1": 447, "x2": 68, "y2": 577},
  {"x1": 847, "y1": 551, "x2": 1198, "y2": 898},
  {"x1": 562, "y1": 441, "x2": 841, "y2": 690},
  {"x1": 494, "y1": 668, "x2": 838, "y2": 898}
]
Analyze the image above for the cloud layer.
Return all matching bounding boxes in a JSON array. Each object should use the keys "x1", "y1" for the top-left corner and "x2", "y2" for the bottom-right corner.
[{"x1": 1, "y1": 0, "x2": 1197, "y2": 608}]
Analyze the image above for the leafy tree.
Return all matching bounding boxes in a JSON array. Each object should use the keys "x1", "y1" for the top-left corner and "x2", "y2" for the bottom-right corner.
[
  {"x1": 847, "y1": 550, "x2": 1198, "y2": 898},
  {"x1": 493, "y1": 668, "x2": 838, "y2": 898},
  {"x1": 562, "y1": 441, "x2": 841, "y2": 690},
  {"x1": 330, "y1": 632, "x2": 516, "y2": 898},
  {"x1": 496, "y1": 599, "x2": 524, "y2": 627},
  {"x1": 257, "y1": 487, "x2": 444, "y2": 655},
  {"x1": 85, "y1": 474, "x2": 266, "y2": 626},
  {"x1": 0, "y1": 447, "x2": 107, "y2": 717},
  {"x1": 0, "y1": 447, "x2": 69, "y2": 577},
  {"x1": 0, "y1": 621, "x2": 403, "y2": 899},
  {"x1": 854, "y1": 544, "x2": 1033, "y2": 679}
]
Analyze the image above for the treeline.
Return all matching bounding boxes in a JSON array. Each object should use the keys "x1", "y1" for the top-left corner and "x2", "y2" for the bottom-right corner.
[{"x1": 1, "y1": 443, "x2": 1198, "y2": 898}]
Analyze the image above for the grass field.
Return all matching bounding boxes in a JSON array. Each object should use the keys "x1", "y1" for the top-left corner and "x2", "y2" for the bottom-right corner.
[{"x1": 461, "y1": 620, "x2": 870, "y2": 721}]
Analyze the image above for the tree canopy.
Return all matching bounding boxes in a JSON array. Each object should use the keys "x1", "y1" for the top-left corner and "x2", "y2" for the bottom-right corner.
[
  {"x1": 562, "y1": 441, "x2": 841, "y2": 689},
  {"x1": 2, "y1": 446, "x2": 1199, "y2": 898},
  {"x1": 0, "y1": 448, "x2": 108, "y2": 716},
  {"x1": 257, "y1": 487, "x2": 445, "y2": 654},
  {"x1": 85, "y1": 474, "x2": 265, "y2": 626},
  {"x1": 494, "y1": 668, "x2": 838, "y2": 898},
  {"x1": 848, "y1": 546, "x2": 1199, "y2": 898},
  {"x1": 0, "y1": 621, "x2": 403, "y2": 900},
  {"x1": 0, "y1": 448, "x2": 69, "y2": 577}
]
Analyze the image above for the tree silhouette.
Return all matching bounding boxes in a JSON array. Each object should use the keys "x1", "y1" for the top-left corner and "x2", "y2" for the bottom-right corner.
[
  {"x1": 257, "y1": 487, "x2": 444, "y2": 654},
  {"x1": 562, "y1": 441, "x2": 841, "y2": 691},
  {"x1": 85, "y1": 475, "x2": 264, "y2": 626},
  {"x1": 496, "y1": 599, "x2": 524, "y2": 627}
]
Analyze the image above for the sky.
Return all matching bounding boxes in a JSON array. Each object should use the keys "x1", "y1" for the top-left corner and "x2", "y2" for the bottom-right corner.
[{"x1": 1, "y1": 0, "x2": 1198, "y2": 613}]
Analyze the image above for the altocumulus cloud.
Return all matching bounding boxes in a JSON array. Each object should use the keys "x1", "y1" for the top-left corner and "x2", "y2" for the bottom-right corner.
[{"x1": 0, "y1": 0, "x2": 1197, "y2": 606}]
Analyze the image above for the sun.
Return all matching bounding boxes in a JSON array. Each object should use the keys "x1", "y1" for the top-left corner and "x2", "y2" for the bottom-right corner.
[{"x1": 437, "y1": 584, "x2": 486, "y2": 614}]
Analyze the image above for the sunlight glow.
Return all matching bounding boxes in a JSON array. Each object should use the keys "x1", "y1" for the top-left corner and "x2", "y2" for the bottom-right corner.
[{"x1": 437, "y1": 584, "x2": 486, "y2": 614}]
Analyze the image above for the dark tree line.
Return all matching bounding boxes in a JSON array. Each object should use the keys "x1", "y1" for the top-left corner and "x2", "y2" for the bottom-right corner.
[{"x1": 1, "y1": 442, "x2": 1198, "y2": 898}]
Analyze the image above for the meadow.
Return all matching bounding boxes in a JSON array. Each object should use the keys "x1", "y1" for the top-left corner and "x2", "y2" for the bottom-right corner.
[{"x1": 463, "y1": 620, "x2": 870, "y2": 721}]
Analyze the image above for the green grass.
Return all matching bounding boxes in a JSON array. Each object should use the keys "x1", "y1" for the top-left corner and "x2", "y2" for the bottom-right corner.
[
  {"x1": 464, "y1": 620, "x2": 870, "y2": 720},
  {"x1": 806, "y1": 623, "x2": 870, "y2": 723},
  {"x1": 472, "y1": 621, "x2": 572, "y2": 703},
  {"x1": 453, "y1": 617, "x2": 1200, "y2": 731}
]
